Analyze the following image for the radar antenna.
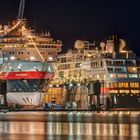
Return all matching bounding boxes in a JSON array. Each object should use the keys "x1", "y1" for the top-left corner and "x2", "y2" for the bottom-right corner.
[{"x1": 18, "y1": 0, "x2": 25, "y2": 19}]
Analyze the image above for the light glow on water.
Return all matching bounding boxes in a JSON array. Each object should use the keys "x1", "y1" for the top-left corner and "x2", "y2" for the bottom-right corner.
[
  {"x1": 0, "y1": 121, "x2": 140, "y2": 139},
  {"x1": 0, "y1": 112, "x2": 140, "y2": 140}
]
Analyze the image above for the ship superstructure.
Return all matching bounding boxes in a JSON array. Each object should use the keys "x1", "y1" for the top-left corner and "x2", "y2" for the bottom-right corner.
[
  {"x1": 0, "y1": 19, "x2": 62, "y2": 106},
  {"x1": 53, "y1": 35, "x2": 140, "y2": 108}
]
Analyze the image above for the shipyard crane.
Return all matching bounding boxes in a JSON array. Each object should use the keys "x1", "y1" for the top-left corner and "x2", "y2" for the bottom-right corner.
[{"x1": 18, "y1": 0, "x2": 25, "y2": 19}]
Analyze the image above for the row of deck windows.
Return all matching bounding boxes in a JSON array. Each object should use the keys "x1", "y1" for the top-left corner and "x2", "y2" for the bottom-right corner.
[
  {"x1": 108, "y1": 67, "x2": 126, "y2": 72},
  {"x1": 9, "y1": 52, "x2": 29, "y2": 54},
  {"x1": 8, "y1": 52, "x2": 53, "y2": 55},
  {"x1": 106, "y1": 60, "x2": 135, "y2": 66},
  {"x1": 110, "y1": 82, "x2": 139, "y2": 88},
  {"x1": 58, "y1": 64, "x2": 71, "y2": 70},
  {"x1": 91, "y1": 61, "x2": 103, "y2": 68},
  {"x1": 58, "y1": 61, "x2": 104, "y2": 70},
  {"x1": 59, "y1": 55, "x2": 84, "y2": 63},
  {"x1": 109, "y1": 74, "x2": 138, "y2": 78}
]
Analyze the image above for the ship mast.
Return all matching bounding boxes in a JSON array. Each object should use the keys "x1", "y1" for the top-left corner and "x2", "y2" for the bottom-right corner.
[
  {"x1": 17, "y1": 0, "x2": 45, "y2": 62},
  {"x1": 18, "y1": 0, "x2": 25, "y2": 19}
]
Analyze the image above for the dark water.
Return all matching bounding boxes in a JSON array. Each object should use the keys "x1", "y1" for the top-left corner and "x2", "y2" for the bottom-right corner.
[{"x1": 0, "y1": 111, "x2": 140, "y2": 140}]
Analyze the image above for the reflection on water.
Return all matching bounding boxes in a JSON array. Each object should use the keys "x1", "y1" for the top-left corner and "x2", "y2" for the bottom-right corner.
[
  {"x1": 0, "y1": 122, "x2": 140, "y2": 140},
  {"x1": 0, "y1": 112, "x2": 140, "y2": 140}
]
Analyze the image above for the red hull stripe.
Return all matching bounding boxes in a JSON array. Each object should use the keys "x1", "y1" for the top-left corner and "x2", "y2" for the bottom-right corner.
[
  {"x1": 0, "y1": 72, "x2": 54, "y2": 80},
  {"x1": 101, "y1": 87, "x2": 109, "y2": 94}
]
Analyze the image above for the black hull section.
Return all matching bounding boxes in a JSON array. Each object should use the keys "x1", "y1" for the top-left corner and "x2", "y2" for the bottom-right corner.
[{"x1": 111, "y1": 94, "x2": 140, "y2": 108}]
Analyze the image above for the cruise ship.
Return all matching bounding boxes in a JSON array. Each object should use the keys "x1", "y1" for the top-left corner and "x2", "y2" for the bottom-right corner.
[
  {"x1": 53, "y1": 35, "x2": 140, "y2": 109},
  {"x1": 0, "y1": 19, "x2": 62, "y2": 106}
]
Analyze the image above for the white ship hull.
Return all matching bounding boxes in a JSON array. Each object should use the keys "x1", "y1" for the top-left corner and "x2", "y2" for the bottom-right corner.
[{"x1": 7, "y1": 92, "x2": 43, "y2": 106}]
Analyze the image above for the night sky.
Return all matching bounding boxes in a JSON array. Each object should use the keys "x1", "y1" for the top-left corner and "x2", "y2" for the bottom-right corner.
[{"x1": 0, "y1": 0, "x2": 140, "y2": 54}]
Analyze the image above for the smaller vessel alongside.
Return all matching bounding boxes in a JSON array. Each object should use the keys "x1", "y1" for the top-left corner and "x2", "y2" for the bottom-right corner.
[{"x1": 53, "y1": 35, "x2": 140, "y2": 108}]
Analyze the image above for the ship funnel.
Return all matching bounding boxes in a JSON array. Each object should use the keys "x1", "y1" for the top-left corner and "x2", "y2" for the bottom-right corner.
[
  {"x1": 111, "y1": 34, "x2": 120, "y2": 53},
  {"x1": 119, "y1": 39, "x2": 126, "y2": 52}
]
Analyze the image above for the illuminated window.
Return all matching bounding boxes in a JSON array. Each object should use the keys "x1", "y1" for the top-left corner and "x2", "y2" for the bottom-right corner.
[
  {"x1": 112, "y1": 83, "x2": 118, "y2": 88},
  {"x1": 130, "y1": 82, "x2": 139, "y2": 88},
  {"x1": 10, "y1": 56, "x2": 15, "y2": 61},
  {"x1": 124, "y1": 83, "x2": 129, "y2": 88},
  {"x1": 117, "y1": 74, "x2": 127, "y2": 78},
  {"x1": 119, "y1": 90, "x2": 129, "y2": 93},
  {"x1": 129, "y1": 74, "x2": 138, "y2": 78},
  {"x1": 127, "y1": 67, "x2": 137, "y2": 73},
  {"x1": 109, "y1": 90, "x2": 118, "y2": 93},
  {"x1": 119, "y1": 83, "x2": 123, "y2": 88},
  {"x1": 131, "y1": 90, "x2": 140, "y2": 94},
  {"x1": 118, "y1": 82, "x2": 129, "y2": 88},
  {"x1": 110, "y1": 74, "x2": 116, "y2": 78}
]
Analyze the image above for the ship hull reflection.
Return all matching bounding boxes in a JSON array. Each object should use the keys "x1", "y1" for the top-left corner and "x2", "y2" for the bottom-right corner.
[{"x1": 0, "y1": 112, "x2": 140, "y2": 140}]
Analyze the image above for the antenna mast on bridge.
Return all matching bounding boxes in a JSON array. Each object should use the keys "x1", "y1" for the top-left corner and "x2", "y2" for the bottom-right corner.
[{"x1": 18, "y1": 0, "x2": 25, "y2": 19}]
